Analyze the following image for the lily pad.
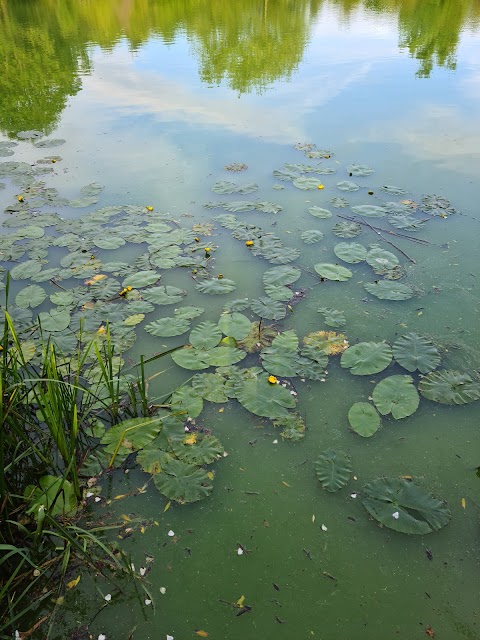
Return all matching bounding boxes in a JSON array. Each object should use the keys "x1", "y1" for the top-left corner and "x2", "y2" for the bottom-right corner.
[
  {"x1": 330, "y1": 197, "x2": 349, "y2": 208},
  {"x1": 17, "y1": 130, "x2": 43, "y2": 139},
  {"x1": 351, "y1": 205, "x2": 386, "y2": 217},
  {"x1": 236, "y1": 374, "x2": 296, "y2": 418},
  {"x1": 190, "y1": 321, "x2": 222, "y2": 349},
  {"x1": 341, "y1": 342, "x2": 392, "y2": 375},
  {"x1": 418, "y1": 370, "x2": 480, "y2": 405},
  {"x1": 15, "y1": 284, "x2": 46, "y2": 309},
  {"x1": 380, "y1": 185, "x2": 407, "y2": 196},
  {"x1": 301, "y1": 230, "x2": 324, "y2": 244},
  {"x1": 315, "y1": 449, "x2": 352, "y2": 492},
  {"x1": 223, "y1": 200, "x2": 256, "y2": 212},
  {"x1": 255, "y1": 201, "x2": 282, "y2": 214},
  {"x1": 273, "y1": 413, "x2": 305, "y2": 441},
  {"x1": 263, "y1": 265, "x2": 301, "y2": 287},
  {"x1": 206, "y1": 346, "x2": 246, "y2": 366},
  {"x1": 94, "y1": 236, "x2": 126, "y2": 250},
  {"x1": 332, "y1": 221, "x2": 362, "y2": 238},
  {"x1": 366, "y1": 247, "x2": 399, "y2": 270},
  {"x1": 362, "y1": 477, "x2": 451, "y2": 534},
  {"x1": 314, "y1": 263, "x2": 352, "y2": 281},
  {"x1": 250, "y1": 297, "x2": 286, "y2": 320},
  {"x1": 308, "y1": 206, "x2": 332, "y2": 219},
  {"x1": 170, "y1": 386, "x2": 204, "y2": 418},
  {"x1": 347, "y1": 164, "x2": 374, "y2": 177},
  {"x1": 171, "y1": 347, "x2": 211, "y2": 370},
  {"x1": 303, "y1": 330, "x2": 348, "y2": 356},
  {"x1": 392, "y1": 333, "x2": 441, "y2": 374},
  {"x1": 10, "y1": 260, "x2": 42, "y2": 280},
  {"x1": 337, "y1": 181, "x2": 359, "y2": 192},
  {"x1": 172, "y1": 433, "x2": 224, "y2": 465},
  {"x1": 144, "y1": 317, "x2": 191, "y2": 337},
  {"x1": 348, "y1": 403, "x2": 381, "y2": 437},
  {"x1": 333, "y1": 242, "x2": 367, "y2": 264},
  {"x1": 293, "y1": 176, "x2": 323, "y2": 190},
  {"x1": 218, "y1": 312, "x2": 251, "y2": 340},
  {"x1": 364, "y1": 281, "x2": 414, "y2": 301},
  {"x1": 101, "y1": 416, "x2": 164, "y2": 459},
  {"x1": 372, "y1": 375, "x2": 419, "y2": 419},
  {"x1": 33, "y1": 138, "x2": 66, "y2": 148},
  {"x1": 38, "y1": 308, "x2": 71, "y2": 332},
  {"x1": 273, "y1": 168, "x2": 300, "y2": 181},
  {"x1": 212, "y1": 181, "x2": 258, "y2": 194},
  {"x1": 123, "y1": 271, "x2": 160, "y2": 288},
  {"x1": 195, "y1": 278, "x2": 236, "y2": 295},
  {"x1": 192, "y1": 373, "x2": 229, "y2": 403},
  {"x1": 317, "y1": 307, "x2": 346, "y2": 328},
  {"x1": 25, "y1": 476, "x2": 76, "y2": 518},
  {"x1": 153, "y1": 458, "x2": 212, "y2": 504},
  {"x1": 142, "y1": 285, "x2": 186, "y2": 305}
]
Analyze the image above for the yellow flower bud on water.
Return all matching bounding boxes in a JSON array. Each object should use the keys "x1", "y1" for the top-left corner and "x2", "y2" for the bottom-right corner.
[{"x1": 268, "y1": 375, "x2": 278, "y2": 384}]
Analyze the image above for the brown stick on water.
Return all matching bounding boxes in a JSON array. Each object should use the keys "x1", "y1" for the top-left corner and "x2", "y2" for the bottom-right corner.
[
  {"x1": 338, "y1": 215, "x2": 417, "y2": 264},
  {"x1": 337, "y1": 214, "x2": 431, "y2": 245}
]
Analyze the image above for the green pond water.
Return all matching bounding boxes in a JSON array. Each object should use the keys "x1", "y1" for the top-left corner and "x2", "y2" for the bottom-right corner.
[{"x1": 1, "y1": 0, "x2": 480, "y2": 638}]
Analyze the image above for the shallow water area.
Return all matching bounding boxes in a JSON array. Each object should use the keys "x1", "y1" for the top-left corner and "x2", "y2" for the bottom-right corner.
[{"x1": 1, "y1": 1, "x2": 480, "y2": 639}]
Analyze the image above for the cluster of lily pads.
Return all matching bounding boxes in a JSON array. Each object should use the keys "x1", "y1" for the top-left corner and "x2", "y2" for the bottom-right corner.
[{"x1": 1, "y1": 134, "x2": 478, "y2": 522}]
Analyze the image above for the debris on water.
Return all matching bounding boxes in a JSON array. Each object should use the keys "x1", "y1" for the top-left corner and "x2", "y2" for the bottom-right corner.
[
  {"x1": 322, "y1": 571, "x2": 337, "y2": 581},
  {"x1": 225, "y1": 163, "x2": 248, "y2": 172},
  {"x1": 273, "y1": 582, "x2": 280, "y2": 591},
  {"x1": 275, "y1": 616, "x2": 286, "y2": 624},
  {"x1": 425, "y1": 549, "x2": 433, "y2": 561}
]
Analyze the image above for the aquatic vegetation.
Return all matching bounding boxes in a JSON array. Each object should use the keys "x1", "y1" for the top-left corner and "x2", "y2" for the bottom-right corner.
[
  {"x1": 303, "y1": 331, "x2": 349, "y2": 355},
  {"x1": 341, "y1": 341, "x2": 393, "y2": 375},
  {"x1": 314, "y1": 262, "x2": 353, "y2": 281},
  {"x1": 392, "y1": 333, "x2": 441, "y2": 373},
  {"x1": 315, "y1": 449, "x2": 352, "y2": 492},
  {"x1": 333, "y1": 242, "x2": 367, "y2": 263},
  {"x1": 348, "y1": 402, "x2": 381, "y2": 437},
  {"x1": 372, "y1": 375, "x2": 420, "y2": 419},
  {"x1": 418, "y1": 370, "x2": 480, "y2": 404},
  {"x1": 317, "y1": 307, "x2": 346, "y2": 327},
  {"x1": 308, "y1": 205, "x2": 332, "y2": 218}
]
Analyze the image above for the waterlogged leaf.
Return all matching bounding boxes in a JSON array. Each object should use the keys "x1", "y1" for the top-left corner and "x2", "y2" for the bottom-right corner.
[
  {"x1": 195, "y1": 278, "x2": 236, "y2": 295},
  {"x1": 362, "y1": 478, "x2": 451, "y2": 534},
  {"x1": 261, "y1": 342, "x2": 299, "y2": 376},
  {"x1": 153, "y1": 459, "x2": 212, "y2": 504},
  {"x1": 25, "y1": 476, "x2": 77, "y2": 518},
  {"x1": 238, "y1": 321, "x2": 276, "y2": 353},
  {"x1": 224, "y1": 298, "x2": 250, "y2": 312},
  {"x1": 94, "y1": 236, "x2": 126, "y2": 250},
  {"x1": 15, "y1": 284, "x2": 46, "y2": 309},
  {"x1": 388, "y1": 214, "x2": 425, "y2": 232},
  {"x1": 212, "y1": 181, "x2": 258, "y2": 194},
  {"x1": 171, "y1": 347, "x2": 211, "y2": 370},
  {"x1": 308, "y1": 206, "x2": 332, "y2": 219},
  {"x1": 347, "y1": 164, "x2": 374, "y2": 177},
  {"x1": 172, "y1": 434, "x2": 224, "y2": 465},
  {"x1": 337, "y1": 181, "x2": 359, "y2": 192},
  {"x1": 380, "y1": 185, "x2": 407, "y2": 196},
  {"x1": 332, "y1": 222, "x2": 362, "y2": 238},
  {"x1": 264, "y1": 283, "x2": 292, "y2": 301},
  {"x1": 333, "y1": 242, "x2": 367, "y2": 264},
  {"x1": 190, "y1": 322, "x2": 222, "y2": 349},
  {"x1": 17, "y1": 130, "x2": 43, "y2": 139},
  {"x1": 364, "y1": 281, "x2": 414, "y2": 301},
  {"x1": 80, "y1": 182, "x2": 104, "y2": 197},
  {"x1": 251, "y1": 297, "x2": 286, "y2": 320},
  {"x1": 262, "y1": 246, "x2": 300, "y2": 264},
  {"x1": 303, "y1": 330, "x2": 348, "y2": 356},
  {"x1": 273, "y1": 413, "x2": 305, "y2": 441},
  {"x1": 301, "y1": 230, "x2": 324, "y2": 244},
  {"x1": 263, "y1": 265, "x2": 301, "y2": 287},
  {"x1": 273, "y1": 168, "x2": 301, "y2": 181},
  {"x1": 123, "y1": 314, "x2": 145, "y2": 326},
  {"x1": 33, "y1": 138, "x2": 66, "y2": 148},
  {"x1": 351, "y1": 205, "x2": 386, "y2": 217},
  {"x1": 69, "y1": 196, "x2": 98, "y2": 208},
  {"x1": 192, "y1": 373, "x2": 229, "y2": 403},
  {"x1": 293, "y1": 176, "x2": 323, "y2": 190},
  {"x1": 341, "y1": 342, "x2": 392, "y2": 375},
  {"x1": 318, "y1": 307, "x2": 346, "y2": 327},
  {"x1": 174, "y1": 306, "x2": 205, "y2": 320},
  {"x1": 348, "y1": 403, "x2": 381, "y2": 437},
  {"x1": 315, "y1": 450, "x2": 352, "y2": 492},
  {"x1": 123, "y1": 271, "x2": 160, "y2": 288},
  {"x1": 10, "y1": 260, "x2": 42, "y2": 280},
  {"x1": 421, "y1": 194, "x2": 457, "y2": 216},
  {"x1": 223, "y1": 200, "x2": 256, "y2": 212},
  {"x1": 255, "y1": 201, "x2": 282, "y2": 214},
  {"x1": 366, "y1": 247, "x2": 399, "y2": 270},
  {"x1": 372, "y1": 375, "x2": 419, "y2": 419},
  {"x1": 16, "y1": 226, "x2": 45, "y2": 239},
  {"x1": 137, "y1": 448, "x2": 173, "y2": 474},
  {"x1": 141, "y1": 286, "x2": 186, "y2": 305},
  {"x1": 314, "y1": 263, "x2": 352, "y2": 281},
  {"x1": 392, "y1": 333, "x2": 441, "y2": 374},
  {"x1": 218, "y1": 313, "x2": 251, "y2": 340},
  {"x1": 170, "y1": 386, "x2": 204, "y2": 418},
  {"x1": 418, "y1": 370, "x2": 480, "y2": 405},
  {"x1": 236, "y1": 374, "x2": 296, "y2": 417},
  {"x1": 330, "y1": 197, "x2": 349, "y2": 208},
  {"x1": 38, "y1": 308, "x2": 71, "y2": 332},
  {"x1": 206, "y1": 346, "x2": 246, "y2": 366},
  {"x1": 144, "y1": 317, "x2": 190, "y2": 337}
]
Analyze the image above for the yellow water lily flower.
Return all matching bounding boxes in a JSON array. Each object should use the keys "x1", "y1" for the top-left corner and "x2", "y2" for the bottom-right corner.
[
  {"x1": 194, "y1": 237, "x2": 200, "y2": 243},
  {"x1": 268, "y1": 375, "x2": 278, "y2": 384},
  {"x1": 317, "y1": 184, "x2": 324, "y2": 190},
  {"x1": 97, "y1": 326, "x2": 106, "y2": 335},
  {"x1": 245, "y1": 240, "x2": 254, "y2": 247},
  {"x1": 204, "y1": 247, "x2": 211, "y2": 257},
  {"x1": 17, "y1": 195, "x2": 24, "y2": 202},
  {"x1": 146, "y1": 206, "x2": 153, "y2": 211}
]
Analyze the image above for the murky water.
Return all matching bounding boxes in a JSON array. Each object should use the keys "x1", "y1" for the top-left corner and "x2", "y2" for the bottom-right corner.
[{"x1": 1, "y1": 1, "x2": 480, "y2": 639}]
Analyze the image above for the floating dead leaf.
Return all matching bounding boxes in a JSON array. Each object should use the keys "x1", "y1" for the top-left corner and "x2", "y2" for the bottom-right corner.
[
  {"x1": 163, "y1": 501, "x2": 171, "y2": 513},
  {"x1": 461, "y1": 497, "x2": 466, "y2": 509},
  {"x1": 195, "y1": 631, "x2": 208, "y2": 638},
  {"x1": 66, "y1": 576, "x2": 80, "y2": 589}
]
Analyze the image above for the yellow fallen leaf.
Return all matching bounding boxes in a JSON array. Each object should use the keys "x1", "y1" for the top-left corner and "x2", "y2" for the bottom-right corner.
[
  {"x1": 140, "y1": 526, "x2": 145, "y2": 534},
  {"x1": 461, "y1": 497, "x2": 466, "y2": 509},
  {"x1": 236, "y1": 595, "x2": 245, "y2": 607},
  {"x1": 218, "y1": 407, "x2": 224, "y2": 413},
  {"x1": 195, "y1": 631, "x2": 209, "y2": 637},
  {"x1": 114, "y1": 493, "x2": 128, "y2": 501},
  {"x1": 312, "y1": 514, "x2": 315, "y2": 523},
  {"x1": 163, "y1": 501, "x2": 171, "y2": 513},
  {"x1": 67, "y1": 576, "x2": 80, "y2": 590},
  {"x1": 184, "y1": 433, "x2": 197, "y2": 445},
  {"x1": 121, "y1": 514, "x2": 131, "y2": 522},
  {"x1": 282, "y1": 481, "x2": 291, "y2": 487},
  {"x1": 154, "y1": 520, "x2": 159, "y2": 526}
]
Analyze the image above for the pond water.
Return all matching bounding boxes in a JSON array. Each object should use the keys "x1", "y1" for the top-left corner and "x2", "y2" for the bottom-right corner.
[{"x1": 1, "y1": 0, "x2": 480, "y2": 639}]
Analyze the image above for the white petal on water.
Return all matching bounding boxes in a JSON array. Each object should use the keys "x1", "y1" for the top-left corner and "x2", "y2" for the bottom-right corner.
[
  {"x1": 273, "y1": 439, "x2": 278, "y2": 444},
  {"x1": 392, "y1": 511, "x2": 400, "y2": 519},
  {"x1": 104, "y1": 594, "x2": 112, "y2": 601},
  {"x1": 160, "y1": 587, "x2": 167, "y2": 595},
  {"x1": 321, "y1": 524, "x2": 328, "y2": 531},
  {"x1": 139, "y1": 567, "x2": 147, "y2": 576},
  {"x1": 350, "y1": 493, "x2": 358, "y2": 499},
  {"x1": 237, "y1": 548, "x2": 244, "y2": 555},
  {"x1": 167, "y1": 530, "x2": 175, "y2": 537},
  {"x1": 145, "y1": 599, "x2": 152, "y2": 605}
]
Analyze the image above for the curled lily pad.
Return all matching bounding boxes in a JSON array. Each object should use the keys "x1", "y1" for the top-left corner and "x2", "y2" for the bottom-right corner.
[
  {"x1": 317, "y1": 308, "x2": 346, "y2": 328},
  {"x1": 366, "y1": 247, "x2": 399, "y2": 270},
  {"x1": 347, "y1": 164, "x2": 374, "y2": 177},
  {"x1": 351, "y1": 205, "x2": 386, "y2": 217},
  {"x1": 364, "y1": 281, "x2": 414, "y2": 301},
  {"x1": 315, "y1": 449, "x2": 352, "y2": 492},
  {"x1": 195, "y1": 278, "x2": 236, "y2": 295},
  {"x1": 314, "y1": 263, "x2": 352, "y2": 281},
  {"x1": 251, "y1": 297, "x2": 286, "y2": 320},
  {"x1": 392, "y1": 333, "x2": 441, "y2": 374},
  {"x1": 308, "y1": 206, "x2": 332, "y2": 219},
  {"x1": 144, "y1": 317, "x2": 190, "y2": 337},
  {"x1": 218, "y1": 312, "x2": 251, "y2": 340},
  {"x1": 236, "y1": 374, "x2": 296, "y2": 418},
  {"x1": 153, "y1": 458, "x2": 212, "y2": 504},
  {"x1": 293, "y1": 176, "x2": 323, "y2": 190},
  {"x1": 341, "y1": 342, "x2": 392, "y2": 375},
  {"x1": 337, "y1": 181, "x2": 359, "y2": 192},
  {"x1": 418, "y1": 370, "x2": 480, "y2": 405},
  {"x1": 15, "y1": 284, "x2": 46, "y2": 309},
  {"x1": 273, "y1": 168, "x2": 300, "y2": 181},
  {"x1": 190, "y1": 321, "x2": 222, "y2": 349},
  {"x1": 348, "y1": 403, "x2": 381, "y2": 437},
  {"x1": 362, "y1": 478, "x2": 451, "y2": 534},
  {"x1": 332, "y1": 221, "x2": 362, "y2": 238},
  {"x1": 333, "y1": 242, "x2": 367, "y2": 264},
  {"x1": 372, "y1": 375, "x2": 419, "y2": 419},
  {"x1": 301, "y1": 230, "x2": 324, "y2": 244}
]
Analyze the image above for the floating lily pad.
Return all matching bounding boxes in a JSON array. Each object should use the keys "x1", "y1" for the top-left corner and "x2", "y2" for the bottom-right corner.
[
  {"x1": 236, "y1": 373, "x2": 296, "y2": 417},
  {"x1": 223, "y1": 200, "x2": 256, "y2": 212},
  {"x1": 293, "y1": 176, "x2": 323, "y2": 190},
  {"x1": 69, "y1": 196, "x2": 99, "y2": 208},
  {"x1": 172, "y1": 433, "x2": 224, "y2": 465},
  {"x1": 341, "y1": 342, "x2": 392, "y2": 375},
  {"x1": 315, "y1": 449, "x2": 352, "y2": 492},
  {"x1": 362, "y1": 478, "x2": 451, "y2": 534},
  {"x1": 380, "y1": 185, "x2": 407, "y2": 196},
  {"x1": 351, "y1": 205, "x2": 386, "y2": 217},
  {"x1": 255, "y1": 201, "x2": 282, "y2": 214},
  {"x1": 318, "y1": 307, "x2": 346, "y2": 328},
  {"x1": 17, "y1": 130, "x2": 43, "y2": 139},
  {"x1": 314, "y1": 263, "x2": 352, "y2": 281},
  {"x1": 273, "y1": 413, "x2": 305, "y2": 441},
  {"x1": 170, "y1": 386, "x2": 204, "y2": 419},
  {"x1": 212, "y1": 181, "x2": 258, "y2": 194},
  {"x1": 308, "y1": 206, "x2": 332, "y2": 219},
  {"x1": 303, "y1": 330, "x2": 348, "y2": 356},
  {"x1": 174, "y1": 306, "x2": 205, "y2": 320},
  {"x1": 264, "y1": 283, "x2": 292, "y2": 301},
  {"x1": 388, "y1": 214, "x2": 425, "y2": 232},
  {"x1": 192, "y1": 373, "x2": 229, "y2": 403},
  {"x1": 272, "y1": 168, "x2": 300, "y2": 181},
  {"x1": 101, "y1": 416, "x2": 164, "y2": 458},
  {"x1": 33, "y1": 138, "x2": 66, "y2": 148},
  {"x1": 337, "y1": 181, "x2": 359, "y2": 192},
  {"x1": 364, "y1": 281, "x2": 414, "y2": 300},
  {"x1": 347, "y1": 164, "x2": 374, "y2": 177},
  {"x1": 38, "y1": 308, "x2": 71, "y2": 332},
  {"x1": 171, "y1": 347, "x2": 211, "y2": 370},
  {"x1": 137, "y1": 448, "x2": 173, "y2": 475},
  {"x1": 206, "y1": 346, "x2": 246, "y2": 366},
  {"x1": 330, "y1": 197, "x2": 349, "y2": 208},
  {"x1": 144, "y1": 317, "x2": 190, "y2": 337},
  {"x1": 218, "y1": 312, "x2": 251, "y2": 340},
  {"x1": 301, "y1": 230, "x2": 324, "y2": 244},
  {"x1": 250, "y1": 297, "x2": 286, "y2": 320},
  {"x1": 80, "y1": 182, "x2": 104, "y2": 197},
  {"x1": 366, "y1": 247, "x2": 399, "y2": 270},
  {"x1": 224, "y1": 298, "x2": 250, "y2": 312},
  {"x1": 263, "y1": 265, "x2": 301, "y2": 287},
  {"x1": 93, "y1": 236, "x2": 126, "y2": 250},
  {"x1": 10, "y1": 260, "x2": 42, "y2": 280},
  {"x1": 392, "y1": 333, "x2": 441, "y2": 374},
  {"x1": 372, "y1": 375, "x2": 419, "y2": 419},
  {"x1": 142, "y1": 285, "x2": 186, "y2": 305},
  {"x1": 153, "y1": 458, "x2": 212, "y2": 504},
  {"x1": 123, "y1": 271, "x2": 160, "y2": 288},
  {"x1": 25, "y1": 476, "x2": 76, "y2": 518},
  {"x1": 15, "y1": 284, "x2": 46, "y2": 309},
  {"x1": 190, "y1": 321, "x2": 222, "y2": 349},
  {"x1": 421, "y1": 194, "x2": 457, "y2": 216},
  {"x1": 418, "y1": 370, "x2": 480, "y2": 405},
  {"x1": 196, "y1": 278, "x2": 236, "y2": 295},
  {"x1": 348, "y1": 403, "x2": 381, "y2": 437},
  {"x1": 332, "y1": 221, "x2": 362, "y2": 238},
  {"x1": 333, "y1": 242, "x2": 367, "y2": 264}
]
